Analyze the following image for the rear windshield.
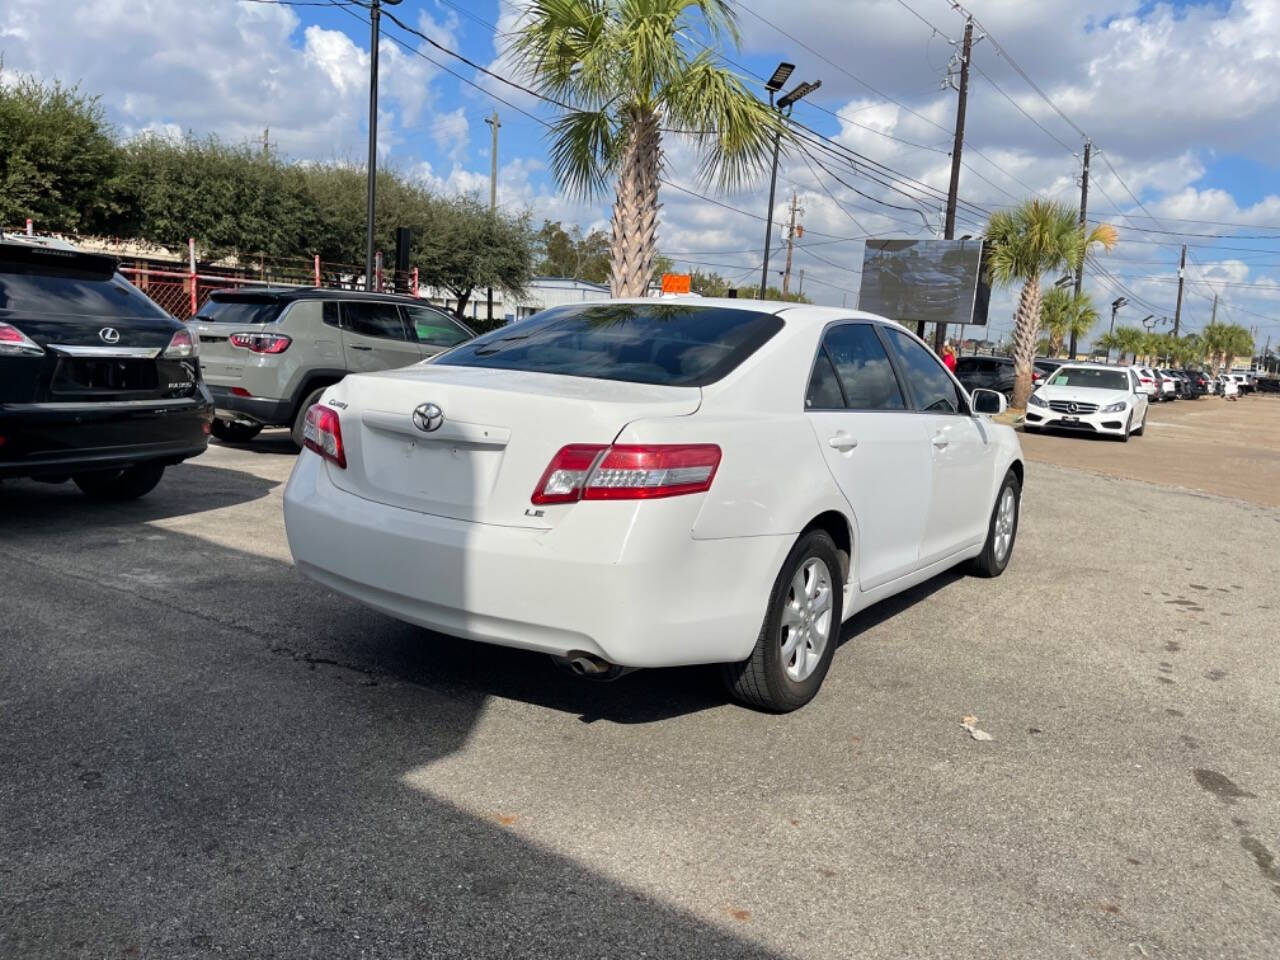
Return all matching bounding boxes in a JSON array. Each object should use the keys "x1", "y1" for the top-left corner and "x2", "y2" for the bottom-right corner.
[
  {"x1": 196, "y1": 298, "x2": 284, "y2": 324},
  {"x1": 1048, "y1": 367, "x2": 1129, "y2": 390},
  {"x1": 0, "y1": 265, "x2": 168, "y2": 320},
  {"x1": 434, "y1": 303, "x2": 784, "y2": 387}
]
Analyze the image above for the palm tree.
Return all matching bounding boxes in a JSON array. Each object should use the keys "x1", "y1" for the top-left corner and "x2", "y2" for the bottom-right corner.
[
  {"x1": 1096, "y1": 330, "x2": 1123, "y2": 362},
  {"x1": 1040, "y1": 287, "x2": 1100, "y2": 357},
  {"x1": 986, "y1": 200, "x2": 1117, "y2": 407},
  {"x1": 511, "y1": 0, "x2": 785, "y2": 297},
  {"x1": 1113, "y1": 325, "x2": 1146, "y2": 366},
  {"x1": 1200, "y1": 321, "x2": 1253, "y2": 375}
]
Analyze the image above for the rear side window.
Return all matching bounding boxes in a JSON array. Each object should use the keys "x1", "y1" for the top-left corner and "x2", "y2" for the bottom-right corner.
[
  {"x1": 0, "y1": 267, "x2": 169, "y2": 320},
  {"x1": 805, "y1": 350, "x2": 844, "y2": 409},
  {"x1": 434, "y1": 303, "x2": 784, "y2": 387},
  {"x1": 816, "y1": 324, "x2": 905, "y2": 410},
  {"x1": 196, "y1": 299, "x2": 283, "y2": 324},
  {"x1": 403, "y1": 305, "x2": 471, "y2": 348},
  {"x1": 882, "y1": 327, "x2": 963, "y2": 413},
  {"x1": 342, "y1": 302, "x2": 409, "y2": 340}
]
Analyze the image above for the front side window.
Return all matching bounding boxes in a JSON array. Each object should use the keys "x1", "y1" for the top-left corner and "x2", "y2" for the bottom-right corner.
[
  {"x1": 817, "y1": 323, "x2": 905, "y2": 410},
  {"x1": 403, "y1": 305, "x2": 471, "y2": 348},
  {"x1": 882, "y1": 327, "x2": 962, "y2": 413},
  {"x1": 342, "y1": 301, "x2": 408, "y2": 340},
  {"x1": 435, "y1": 303, "x2": 783, "y2": 387}
]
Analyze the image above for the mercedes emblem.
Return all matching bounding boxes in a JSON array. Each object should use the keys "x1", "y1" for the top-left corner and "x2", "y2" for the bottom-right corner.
[{"x1": 412, "y1": 402, "x2": 444, "y2": 433}]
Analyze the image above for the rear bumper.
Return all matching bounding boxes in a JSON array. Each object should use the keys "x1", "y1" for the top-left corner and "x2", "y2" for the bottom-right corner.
[
  {"x1": 206, "y1": 385, "x2": 293, "y2": 426},
  {"x1": 0, "y1": 392, "x2": 213, "y2": 479},
  {"x1": 283, "y1": 452, "x2": 790, "y2": 667}
]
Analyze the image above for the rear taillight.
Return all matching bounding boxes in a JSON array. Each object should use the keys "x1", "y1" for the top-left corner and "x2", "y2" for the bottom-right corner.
[
  {"x1": 163, "y1": 327, "x2": 199, "y2": 358},
  {"x1": 230, "y1": 332, "x2": 291, "y2": 354},
  {"x1": 532, "y1": 443, "x2": 721, "y2": 504},
  {"x1": 302, "y1": 404, "x2": 346, "y2": 468},
  {"x1": 0, "y1": 322, "x2": 44, "y2": 357}
]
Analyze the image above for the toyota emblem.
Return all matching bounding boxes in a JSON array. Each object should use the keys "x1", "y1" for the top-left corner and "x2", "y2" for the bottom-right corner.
[
  {"x1": 412, "y1": 402, "x2": 444, "y2": 433},
  {"x1": 98, "y1": 327, "x2": 121, "y2": 344}
]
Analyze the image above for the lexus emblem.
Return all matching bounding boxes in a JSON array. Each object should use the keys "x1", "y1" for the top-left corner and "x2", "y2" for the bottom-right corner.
[
  {"x1": 1068, "y1": 402, "x2": 1078, "y2": 413},
  {"x1": 412, "y1": 402, "x2": 444, "y2": 433},
  {"x1": 98, "y1": 327, "x2": 121, "y2": 344}
]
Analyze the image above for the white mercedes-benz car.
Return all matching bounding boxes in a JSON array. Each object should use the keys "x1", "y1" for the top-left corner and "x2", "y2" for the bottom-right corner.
[
  {"x1": 284, "y1": 300, "x2": 1024, "y2": 711},
  {"x1": 1024, "y1": 363, "x2": 1148, "y2": 440}
]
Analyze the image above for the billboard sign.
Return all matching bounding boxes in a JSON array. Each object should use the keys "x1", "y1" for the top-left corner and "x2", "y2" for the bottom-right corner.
[{"x1": 858, "y1": 238, "x2": 991, "y2": 327}]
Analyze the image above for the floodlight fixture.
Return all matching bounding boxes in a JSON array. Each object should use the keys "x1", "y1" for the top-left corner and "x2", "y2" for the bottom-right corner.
[
  {"x1": 765, "y1": 62, "x2": 795, "y2": 93},
  {"x1": 777, "y1": 79, "x2": 821, "y2": 110}
]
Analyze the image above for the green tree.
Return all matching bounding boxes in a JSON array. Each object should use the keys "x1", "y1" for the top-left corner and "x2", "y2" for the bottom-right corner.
[
  {"x1": 1040, "y1": 287, "x2": 1100, "y2": 357},
  {"x1": 512, "y1": 0, "x2": 785, "y2": 297},
  {"x1": 415, "y1": 195, "x2": 535, "y2": 326},
  {"x1": 0, "y1": 72, "x2": 121, "y2": 231},
  {"x1": 1095, "y1": 330, "x2": 1123, "y2": 362},
  {"x1": 1110, "y1": 325, "x2": 1146, "y2": 366},
  {"x1": 985, "y1": 200, "x2": 1117, "y2": 407},
  {"x1": 534, "y1": 220, "x2": 611, "y2": 282},
  {"x1": 1202, "y1": 321, "x2": 1254, "y2": 375}
]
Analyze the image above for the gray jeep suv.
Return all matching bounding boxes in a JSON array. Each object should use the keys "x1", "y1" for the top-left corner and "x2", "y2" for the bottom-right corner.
[{"x1": 190, "y1": 289, "x2": 473, "y2": 446}]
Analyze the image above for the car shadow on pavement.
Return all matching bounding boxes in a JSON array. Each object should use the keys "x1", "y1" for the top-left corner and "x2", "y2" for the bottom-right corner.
[
  {"x1": 1, "y1": 522, "x2": 785, "y2": 959},
  {"x1": 0, "y1": 463, "x2": 280, "y2": 532},
  {"x1": 837, "y1": 567, "x2": 966, "y2": 647},
  {"x1": 209, "y1": 429, "x2": 299, "y2": 456}
]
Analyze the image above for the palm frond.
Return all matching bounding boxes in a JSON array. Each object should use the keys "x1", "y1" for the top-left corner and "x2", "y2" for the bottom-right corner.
[{"x1": 546, "y1": 109, "x2": 621, "y2": 201}]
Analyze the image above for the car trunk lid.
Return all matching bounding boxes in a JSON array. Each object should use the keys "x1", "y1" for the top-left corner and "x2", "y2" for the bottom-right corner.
[{"x1": 324, "y1": 364, "x2": 701, "y2": 529}]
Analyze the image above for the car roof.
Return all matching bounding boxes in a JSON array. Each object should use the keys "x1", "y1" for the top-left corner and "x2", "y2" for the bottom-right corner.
[
  {"x1": 207, "y1": 287, "x2": 424, "y2": 305},
  {"x1": 603, "y1": 297, "x2": 901, "y2": 327}
]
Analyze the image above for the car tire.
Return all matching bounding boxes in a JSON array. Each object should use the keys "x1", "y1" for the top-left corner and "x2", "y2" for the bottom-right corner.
[
  {"x1": 73, "y1": 463, "x2": 166, "y2": 501},
  {"x1": 1118, "y1": 413, "x2": 1132, "y2": 442},
  {"x1": 720, "y1": 529, "x2": 843, "y2": 713},
  {"x1": 211, "y1": 419, "x2": 263, "y2": 444},
  {"x1": 291, "y1": 387, "x2": 327, "y2": 450},
  {"x1": 1133, "y1": 414, "x2": 1145, "y2": 436},
  {"x1": 970, "y1": 470, "x2": 1020, "y2": 579}
]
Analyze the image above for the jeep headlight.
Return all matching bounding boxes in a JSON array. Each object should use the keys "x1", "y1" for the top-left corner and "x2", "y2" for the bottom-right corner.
[
  {"x1": 1027, "y1": 392, "x2": 1048, "y2": 408},
  {"x1": 1101, "y1": 400, "x2": 1127, "y2": 413}
]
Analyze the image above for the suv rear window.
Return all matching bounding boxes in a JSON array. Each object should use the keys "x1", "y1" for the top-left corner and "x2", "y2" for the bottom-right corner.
[
  {"x1": 0, "y1": 265, "x2": 168, "y2": 320},
  {"x1": 196, "y1": 298, "x2": 284, "y2": 324},
  {"x1": 434, "y1": 303, "x2": 784, "y2": 387}
]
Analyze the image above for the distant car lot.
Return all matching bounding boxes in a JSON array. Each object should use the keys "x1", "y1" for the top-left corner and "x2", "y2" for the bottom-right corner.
[{"x1": 3, "y1": 395, "x2": 1279, "y2": 958}]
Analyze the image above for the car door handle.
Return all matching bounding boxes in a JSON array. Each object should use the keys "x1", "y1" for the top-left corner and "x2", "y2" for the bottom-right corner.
[
  {"x1": 349, "y1": 344, "x2": 373, "y2": 351},
  {"x1": 828, "y1": 434, "x2": 858, "y2": 451},
  {"x1": 931, "y1": 435, "x2": 950, "y2": 448}
]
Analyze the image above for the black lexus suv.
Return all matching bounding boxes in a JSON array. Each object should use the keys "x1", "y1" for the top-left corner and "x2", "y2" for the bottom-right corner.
[{"x1": 0, "y1": 237, "x2": 213, "y2": 499}]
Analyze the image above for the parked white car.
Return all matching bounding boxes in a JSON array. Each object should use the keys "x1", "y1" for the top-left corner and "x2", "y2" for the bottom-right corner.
[
  {"x1": 1155, "y1": 369, "x2": 1177, "y2": 400},
  {"x1": 1025, "y1": 363, "x2": 1148, "y2": 440},
  {"x1": 1133, "y1": 366, "x2": 1159, "y2": 398},
  {"x1": 283, "y1": 300, "x2": 1025, "y2": 711}
]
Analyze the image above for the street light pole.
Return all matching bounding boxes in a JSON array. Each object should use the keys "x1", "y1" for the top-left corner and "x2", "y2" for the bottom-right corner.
[
  {"x1": 1110, "y1": 296, "x2": 1126, "y2": 335},
  {"x1": 365, "y1": 0, "x2": 402, "y2": 292},
  {"x1": 759, "y1": 66, "x2": 820, "y2": 301}
]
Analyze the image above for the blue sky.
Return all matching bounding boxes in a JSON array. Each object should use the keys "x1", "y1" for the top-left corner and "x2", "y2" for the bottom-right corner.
[{"x1": 3, "y1": 0, "x2": 1278, "y2": 343}]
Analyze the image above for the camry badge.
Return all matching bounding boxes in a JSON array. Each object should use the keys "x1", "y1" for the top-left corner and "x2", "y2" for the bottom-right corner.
[
  {"x1": 99, "y1": 327, "x2": 121, "y2": 344},
  {"x1": 412, "y1": 402, "x2": 444, "y2": 433}
]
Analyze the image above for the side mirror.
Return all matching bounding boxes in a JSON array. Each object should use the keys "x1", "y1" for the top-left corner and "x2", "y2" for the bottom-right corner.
[{"x1": 971, "y1": 388, "x2": 1007, "y2": 416}]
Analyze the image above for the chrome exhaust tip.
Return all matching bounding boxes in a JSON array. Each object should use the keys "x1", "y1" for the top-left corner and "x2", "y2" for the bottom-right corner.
[{"x1": 552, "y1": 653, "x2": 632, "y2": 682}]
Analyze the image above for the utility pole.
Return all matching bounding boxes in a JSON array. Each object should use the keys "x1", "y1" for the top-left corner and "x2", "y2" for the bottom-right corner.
[
  {"x1": 262, "y1": 128, "x2": 269, "y2": 157},
  {"x1": 781, "y1": 193, "x2": 802, "y2": 298},
  {"x1": 798, "y1": 268, "x2": 805, "y2": 297},
  {"x1": 485, "y1": 111, "x2": 500, "y2": 322},
  {"x1": 365, "y1": 0, "x2": 403, "y2": 291},
  {"x1": 1068, "y1": 140, "x2": 1091, "y2": 358},
  {"x1": 1172, "y1": 243, "x2": 1187, "y2": 337},
  {"x1": 1210, "y1": 293, "x2": 1218, "y2": 325},
  {"x1": 935, "y1": 15, "x2": 974, "y2": 348}
]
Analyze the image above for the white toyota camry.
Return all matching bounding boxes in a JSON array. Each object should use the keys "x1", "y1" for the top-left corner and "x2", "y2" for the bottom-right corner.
[
  {"x1": 1024, "y1": 363, "x2": 1149, "y2": 440},
  {"x1": 284, "y1": 300, "x2": 1024, "y2": 711}
]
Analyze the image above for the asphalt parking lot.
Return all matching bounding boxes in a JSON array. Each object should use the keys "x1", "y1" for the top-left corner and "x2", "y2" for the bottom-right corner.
[{"x1": 3, "y1": 406, "x2": 1279, "y2": 959}]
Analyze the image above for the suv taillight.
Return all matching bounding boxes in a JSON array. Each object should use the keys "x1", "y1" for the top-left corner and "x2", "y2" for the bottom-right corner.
[
  {"x1": 230, "y1": 332, "x2": 291, "y2": 354},
  {"x1": 0, "y1": 322, "x2": 44, "y2": 357},
  {"x1": 163, "y1": 328, "x2": 199, "y2": 358},
  {"x1": 532, "y1": 444, "x2": 721, "y2": 505},
  {"x1": 302, "y1": 404, "x2": 346, "y2": 468}
]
